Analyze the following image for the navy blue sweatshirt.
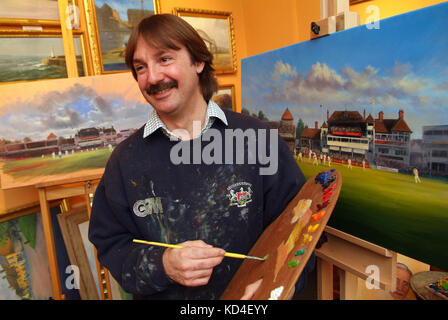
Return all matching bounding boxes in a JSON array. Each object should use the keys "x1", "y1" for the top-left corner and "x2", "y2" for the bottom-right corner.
[{"x1": 88, "y1": 110, "x2": 306, "y2": 299}]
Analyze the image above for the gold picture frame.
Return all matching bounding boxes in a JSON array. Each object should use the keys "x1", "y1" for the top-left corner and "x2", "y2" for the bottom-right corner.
[
  {"x1": 173, "y1": 8, "x2": 237, "y2": 74},
  {"x1": 212, "y1": 84, "x2": 236, "y2": 111},
  {"x1": 83, "y1": 0, "x2": 160, "y2": 74}
]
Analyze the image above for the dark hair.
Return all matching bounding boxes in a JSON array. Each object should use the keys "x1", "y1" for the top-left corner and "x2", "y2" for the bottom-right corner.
[{"x1": 125, "y1": 14, "x2": 218, "y2": 102}]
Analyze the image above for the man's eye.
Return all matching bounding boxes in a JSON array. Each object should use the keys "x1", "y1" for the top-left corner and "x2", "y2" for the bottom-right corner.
[
  {"x1": 135, "y1": 65, "x2": 144, "y2": 72},
  {"x1": 161, "y1": 57, "x2": 171, "y2": 63}
]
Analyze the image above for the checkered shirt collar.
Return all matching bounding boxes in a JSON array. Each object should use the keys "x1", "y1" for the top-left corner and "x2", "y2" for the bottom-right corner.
[{"x1": 143, "y1": 100, "x2": 228, "y2": 140}]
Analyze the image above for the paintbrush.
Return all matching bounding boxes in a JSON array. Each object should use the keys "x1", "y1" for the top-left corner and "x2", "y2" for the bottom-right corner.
[{"x1": 133, "y1": 239, "x2": 265, "y2": 261}]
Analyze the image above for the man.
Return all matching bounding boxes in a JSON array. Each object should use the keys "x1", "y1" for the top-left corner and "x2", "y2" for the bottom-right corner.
[
  {"x1": 413, "y1": 167, "x2": 421, "y2": 183},
  {"x1": 88, "y1": 14, "x2": 306, "y2": 300}
]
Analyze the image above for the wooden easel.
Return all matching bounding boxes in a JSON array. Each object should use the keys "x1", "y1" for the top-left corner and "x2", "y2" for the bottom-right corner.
[
  {"x1": 316, "y1": 226, "x2": 397, "y2": 299},
  {"x1": 35, "y1": 173, "x2": 103, "y2": 300}
]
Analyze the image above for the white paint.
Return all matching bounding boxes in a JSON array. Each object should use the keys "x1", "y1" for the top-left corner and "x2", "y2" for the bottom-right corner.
[{"x1": 268, "y1": 285, "x2": 284, "y2": 300}]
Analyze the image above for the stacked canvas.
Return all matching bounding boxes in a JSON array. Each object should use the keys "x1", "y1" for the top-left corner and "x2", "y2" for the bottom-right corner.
[{"x1": 312, "y1": 0, "x2": 360, "y2": 39}]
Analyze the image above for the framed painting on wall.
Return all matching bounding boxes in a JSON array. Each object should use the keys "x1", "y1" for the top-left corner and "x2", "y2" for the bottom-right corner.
[
  {"x1": 0, "y1": 36, "x2": 85, "y2": 83},
  {"x1": 173, "y1": 8, "x2": 237, "y2": 74},
  {"x1": 212, "y1": 84, "x2": 236, "y2": 111},
  {"x1": 0, "y1": 0, "x2": 60, "y2": 22},
  {"x1": 89, "y1": 0, "x2": 158, "y2": 72}
]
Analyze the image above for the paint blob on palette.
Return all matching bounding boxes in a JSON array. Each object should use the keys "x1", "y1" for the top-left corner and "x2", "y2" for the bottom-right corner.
[{"x1": 221, "y1": 169, "x2": 342, "y2": 300}]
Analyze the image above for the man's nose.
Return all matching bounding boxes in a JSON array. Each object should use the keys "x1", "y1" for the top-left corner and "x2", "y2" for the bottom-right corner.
[{"x1": 146, "y1": 64, "x2": 164, "y2": 85}]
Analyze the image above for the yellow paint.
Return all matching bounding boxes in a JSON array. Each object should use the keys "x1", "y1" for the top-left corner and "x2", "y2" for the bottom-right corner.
[
  {"x1": 291, "y1": 199, "x2": 312, "y2": 224},
  {"x1": 307, "y1": 224, "x2": 320, "y2": 233},
  {"x1": 285, "y1": 220, "x2": 304, "y2": 251},
  {"x1": 302, "y1": 233, "x2": 313, "y2": 245}
]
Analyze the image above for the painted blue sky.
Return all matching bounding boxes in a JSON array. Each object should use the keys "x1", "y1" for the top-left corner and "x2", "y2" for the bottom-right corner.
[
  {"x1": 94, "y1": 0, "x2": 154, "y2": 22},
  {"x1": 242, "y1": 2, "x2": 448, "y2": 139},
  {"x1": 0, "y1": 74, "x2": 151, "y2": 141}
]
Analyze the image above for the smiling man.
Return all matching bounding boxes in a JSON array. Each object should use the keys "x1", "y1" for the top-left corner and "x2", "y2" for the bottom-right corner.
[{"x1": 88, "y1": 14, "x2": 307, "y2": 300}]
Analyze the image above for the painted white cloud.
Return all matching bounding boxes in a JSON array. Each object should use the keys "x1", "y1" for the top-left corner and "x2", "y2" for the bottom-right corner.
[
  {"x1": 0, "y1": 83, "x2": 151, "y2": 142},
  {"x1": 272, "y1": 61, "x2": 297, "y2": 81}
]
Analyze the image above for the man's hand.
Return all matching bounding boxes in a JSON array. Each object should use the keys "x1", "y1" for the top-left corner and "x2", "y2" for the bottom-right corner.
[{"x1": 162, "y1": 240, "x2": 225, "y2": 287}]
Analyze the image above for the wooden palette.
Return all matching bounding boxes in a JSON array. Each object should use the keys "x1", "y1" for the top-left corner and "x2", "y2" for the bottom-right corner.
[{"x1": 220, "y1": 169, "x2": 342, "y2": 300}]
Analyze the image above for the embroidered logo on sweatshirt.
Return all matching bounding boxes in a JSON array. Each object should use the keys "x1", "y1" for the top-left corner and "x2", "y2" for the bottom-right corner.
[
  {"x1": 133, "y1": 197, "x2": 163, "y2": 217},
  {"x1": 226, "y1": 182, "x2": 253, "y2": 208}
]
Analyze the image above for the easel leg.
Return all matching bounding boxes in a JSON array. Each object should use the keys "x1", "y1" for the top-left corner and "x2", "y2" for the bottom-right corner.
[
  {"x1": 339, "y1": 269, "x2": 358, "y2": 300},
  {"x1": 39, "y1": 189, "x2": 64, "y2": 300},
  {"x1": 317, "y1": 257, "x2": 334, "y2": 300}
]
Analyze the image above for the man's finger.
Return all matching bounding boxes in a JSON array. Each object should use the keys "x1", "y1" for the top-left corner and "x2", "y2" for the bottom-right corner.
[{"x1": 181, "y1": 246, "x2": 225, "y2": 260}]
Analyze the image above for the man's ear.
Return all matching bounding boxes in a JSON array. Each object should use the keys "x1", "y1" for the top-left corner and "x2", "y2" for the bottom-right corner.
[{"x1": 196, "y1": 61, "x2": 205, "y2": 74}]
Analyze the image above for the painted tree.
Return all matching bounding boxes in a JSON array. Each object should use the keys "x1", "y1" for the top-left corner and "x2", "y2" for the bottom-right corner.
[{"x1": 296, "y1": 118, "x2": 305, "y2": 139}]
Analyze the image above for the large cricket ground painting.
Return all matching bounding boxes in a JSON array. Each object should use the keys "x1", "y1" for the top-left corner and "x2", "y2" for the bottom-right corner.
[
  {"x1": 0, "y1": 73, "x2": 151, "y2": 190},
  {"x1": 241, "y1": 3, "x2": 448, "y2": 269}
]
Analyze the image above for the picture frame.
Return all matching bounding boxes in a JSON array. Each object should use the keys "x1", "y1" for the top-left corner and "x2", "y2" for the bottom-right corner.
[
  {"x1": 85, "y1": 0, "x2": 159, "y2": 73},
  {"x1": 0, "y1": 0, "x2": 60, "y2": 22},
  {"x1": 350, "y1": 0, "x2": 372, "y2": 4},
  {"x1": 0, "y1": 209, "x2": 53, "y2": 299},
  {"x1": 173, "y1": 8, "x2": 237, "y2": 74},
  {"x1": 212, "y1": 84, "x2": 236, "y2": 111},
  {"x1": 57, "y1": 202, "x2": 116, "y2": 300},
  {"x1": 57, "y1": 203, "x2": 100, "y2": 299}
]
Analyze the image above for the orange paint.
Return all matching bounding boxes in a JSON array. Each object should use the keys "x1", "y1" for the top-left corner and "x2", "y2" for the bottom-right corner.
[{"x1": 312, "y1": 210, "x2": 326, "y2": 221}]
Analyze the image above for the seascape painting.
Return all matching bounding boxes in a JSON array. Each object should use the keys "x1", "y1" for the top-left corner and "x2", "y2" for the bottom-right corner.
[
  {"x1": 0, "y1": 72, "x2": 150, "y2": 189},
  {"x1": 0, "y1": 37, "x2": 84, "y2": 83},
  {"x1": 241, "y1": 3, "x2": 448, "y2": 269}
]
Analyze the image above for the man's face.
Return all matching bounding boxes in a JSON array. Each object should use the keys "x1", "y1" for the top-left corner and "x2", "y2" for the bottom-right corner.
[
  {"x1": 132, "y1": 36, "x2": 205, "y2": 117},
  {"x1": 391, "y1": 268, "x2": 411, "y2": 300}
]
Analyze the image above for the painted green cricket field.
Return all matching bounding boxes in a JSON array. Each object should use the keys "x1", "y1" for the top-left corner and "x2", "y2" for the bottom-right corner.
[
  {"x1": 296, "y1": 158, "x2": 448, "y2": 269},
  {"x1": 1, "y1": 149, "x2": 110, "y2": 185},
  {"x1": 2, "y1": 151, "x2": 447, "y2": 268}
]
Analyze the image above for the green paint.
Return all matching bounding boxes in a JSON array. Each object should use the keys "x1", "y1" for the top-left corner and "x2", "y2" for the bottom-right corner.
[
  {"x1": 295, "y1": 249, "x2": 306, "y2": 256},
  {"x1": 263, "y1": 254, "x2": 270, "y2": 260},
  {"x1": 441, "y1": 280, "x2": 448, "y2": 290},
  {"x1": 288, "y1": 260, "x2": 299, "y2": 268}
]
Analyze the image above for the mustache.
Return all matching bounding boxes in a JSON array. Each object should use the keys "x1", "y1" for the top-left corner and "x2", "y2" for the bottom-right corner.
[{"x1": 145, "y1": 80, "x2": 178, "y2": 95}]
